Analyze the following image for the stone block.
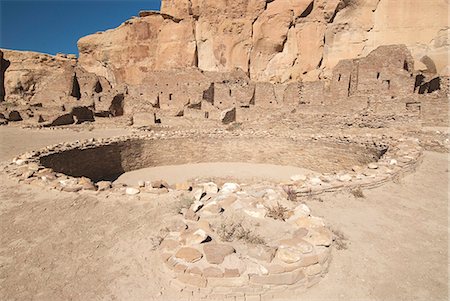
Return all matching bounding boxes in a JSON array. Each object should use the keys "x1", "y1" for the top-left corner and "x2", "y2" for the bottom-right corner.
[
  {"x1": 160, "y1": 239, "x2": 180, "y2": 251},
  {"x1": 305, "y1": 263, "x2": 322, "y2": 276},
  {"x1": 175, "y1": 247, "x2": 203, "y2": 263},
  {"x1": 248, "y1": 245, "x2": 276, "y2": 263},
  {"x1": 203, "y1": 266, "x2": 224, "y2": 278},
  {"x1": 208, "y1": 275, "x2": 249, "y2": 287},
  {"x1": 223, "y1": 268, "x2": 240, "y2": 278},
  {"x1": 304, "y1": 227, "x2": 333, "y2": 247},
  {"x1": 203, "y1": 243, "x2": 235, "y2": 264},
  {"x1": 176, "y1": 273, "x2": 208, "y2": 288},
  {"x1": 249, "y1": 269, "x2": 305, "y2": 285}
]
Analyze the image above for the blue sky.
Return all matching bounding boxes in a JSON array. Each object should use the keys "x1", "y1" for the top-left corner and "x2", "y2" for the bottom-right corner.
[{"x1": 0, "y1": 0, "x2": 162, "y2": 55}]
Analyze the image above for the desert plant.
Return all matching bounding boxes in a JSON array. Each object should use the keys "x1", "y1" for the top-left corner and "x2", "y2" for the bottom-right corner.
[
  {"x1": 217, "y1": 222, "x2": 265, "y2": 245},
  {"x1": 265, "y1": 202, "x2": 289, "y2": 221},
  {"x1": 350, "y1": 187, "x2": 365, "y2": 198},
  {"x1": 149, "y1": 227, "x2": 170, "y2": 250},
  {"x1": 331, "y1": 227, "x2": 348, "y2": 250},
  {"x1": 285, "y1": 186, "x2": 298, "y2": 202}
]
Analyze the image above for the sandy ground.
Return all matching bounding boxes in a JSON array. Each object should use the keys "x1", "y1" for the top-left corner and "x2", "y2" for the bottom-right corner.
[
  {"x1": 115, "y1": 162, "x2": 317, "y2": 186},
  {"x1": 0, "y1": 126, "x2": 448, "y2": 301}
]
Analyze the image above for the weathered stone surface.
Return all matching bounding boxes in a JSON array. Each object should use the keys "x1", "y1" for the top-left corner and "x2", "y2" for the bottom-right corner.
[
  {"x1": 78, "y1": 177, "x2": 96, "y2": 191},
  {"x1": 203, "y1": 243, "x2": 235, "y2": 264},
  {"x1": 223, "y1": 268, "x2": 240, "y2": 278},
  {"x1": 132, "y1": 112, "x2": 157, "y2": 127},
  {"x1": 294, "y1": 216, "x2": 325, "y2": 228},
  {"x1": 180, "y1": 228, "x2": 209, "y2": 245},
  {"x1": 276, "y1": 247, "x2": 303, "y2": 264},
  {"x1": 184, "y1": 208, "x2": 200, "y2": 221},
  {"x1": 250, "y1": 269, "x2": 305, "y2": 285},
  {"x1": 78, "y1": 14, "x2": 197, "y2": 85},
  {"x1": 151, "y1": 180, "x2": 170, "y2": 189},
  {"x1": 96, "y1": 181, "x2": 112, "y2": 191},
  {"x1": 175, "y1": 181, "x2": 192, "y2": 191},
  {"x1": 247, "y1": 245, "x2": 276, "y2": 263},
  {"x1": 126, "y1": 187, "x2": 140, "y2": 195},
  {"x1": 0, "y1": 50, "x2": 7, "y2": 102},
  {"x1": 305, "y1": 263, "x2": 322, "y2": 276},
  {"x1": 167, "y1": 219, "x2": 188, "y2": 232},
  {"x1": 175, "y1": 247, "x2": 203, "y2": 263},
  {"x1": 200, "y1": 203, "x2": 223, "y2": 215},
  {"x1": 160, "y1": 239, "x2": 180, "y2": 251},
  {"x1": 74, "y1": 0, "x2": 448, "y2": 84},
  {"x1": 201, "y1": 182, "x2": 219, "y2": 194},
  {"x1": 304, "y1": 227, "x2": 333, "y2": 247},
  {"x1": 276, "y1": 237, "x2": 314, "y2": 263},
  {"x1": 190, "y1": 200, "x2": 204, "y2": 213},
  {"x1": 186, "y1": 266, "x2": 203, "y2": 276},
  {"x1": 176, "y1": 273, "x2": 208, "y2": 288},
  {"x1": 338, "y1": 174, "x2": 352, "y2": 182},
  {"x1": 368, "y1": 163, "x2": 379, "y2": 169},
  {"x1": 221, "y1": 183, "x2": 240, "y2": 194},
  {"x1": 202, "y1": 266, "x2": 224, "y2": 278}
]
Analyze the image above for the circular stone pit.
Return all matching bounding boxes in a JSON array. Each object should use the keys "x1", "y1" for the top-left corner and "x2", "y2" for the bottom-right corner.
[{"x1": 3, "y1": 130, "x2": 423, "y2": 197}]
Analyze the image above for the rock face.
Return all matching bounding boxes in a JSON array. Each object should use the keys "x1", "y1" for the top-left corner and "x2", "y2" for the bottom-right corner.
[
  {"x1": 0, "y1": 49, "x2": 131, "y2": 125},
  {"x1": 0, "y1": 50, "x2": 9, "y2": 102},
  {"x1": 78, "y1": 13, "x2": 197, "y2": 86},
  {"x1": 77, "y1": 0, "x2": 448, "y2": 85},
  {"x1": 322, "y1": 0, "x2": 449, "y2": 77}
]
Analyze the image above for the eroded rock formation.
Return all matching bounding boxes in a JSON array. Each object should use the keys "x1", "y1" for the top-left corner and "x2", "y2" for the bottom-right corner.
[
  {"x1": 78, "y1": 0, "x2": 448, "y2": 85},
  {"x1": 0, "y1": 49, "x2": 128, "y2": 125}
]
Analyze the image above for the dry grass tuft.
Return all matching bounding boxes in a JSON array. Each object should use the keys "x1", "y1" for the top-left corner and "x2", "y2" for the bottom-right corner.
[
  {"x1": 350, "y1": 187, "x2": 365, "y2": 198},
  {"x1": 149, "y1": 227, "x2": 170, "y2": 250},
  {"x1": 217, "y1": 222, "x2": 265, "y2": 245},
  {"x1": 265, "y1": 202, "x2": 289, "y2": 221},
  {"x1": 331, "y1": 227, "x2": 348, "y2": 250},
  {"x1": 285, "y1": 186, "x2": 299, "y2": 202}
]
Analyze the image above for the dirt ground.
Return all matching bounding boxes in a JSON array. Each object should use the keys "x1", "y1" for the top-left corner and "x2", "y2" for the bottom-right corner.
[
  {"x1": 115, "y1": 162, "x2": 318, "y2": 186},
  {"x1": 0, "y1": 126, "x2": 448, "y2": 301}
]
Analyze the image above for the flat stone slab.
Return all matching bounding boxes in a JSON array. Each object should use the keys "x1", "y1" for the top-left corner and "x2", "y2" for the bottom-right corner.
[
  {"x1": 203, "y1": 243, "x2": 235, "y2": 264},
  {"x1": 175, "y1": 247, "x2": 203, "y2": 263}
]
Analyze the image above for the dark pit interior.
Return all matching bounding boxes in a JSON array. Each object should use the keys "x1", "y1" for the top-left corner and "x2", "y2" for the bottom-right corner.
[{"x1": 39, "y1": 137, "x2": 386, "y2": 182}]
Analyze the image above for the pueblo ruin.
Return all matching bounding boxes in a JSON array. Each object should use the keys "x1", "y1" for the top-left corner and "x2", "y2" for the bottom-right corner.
[{"x1": 0, "y1": 0, "x2": 448, "y2": 300}]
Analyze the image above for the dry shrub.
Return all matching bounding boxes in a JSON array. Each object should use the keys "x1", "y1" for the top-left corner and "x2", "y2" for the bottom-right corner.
[
  {"x1": 217, "y1": 222, "x2": 265, "y2": 245},
  {"x1": 285, "y1": 186, "x2": 298, "y2": 202},
  {"x1": 149, "y1": 227, "x2": 169, "y2": 250},
  {"x1": 331, "y1": 227, "x2": 348, "y2": 250},
  {"x1": 350, "y1": 187, "x2": 365, "y2": 198},
  {"x1": 265, "y1": 202, "x2": 289, "y2": 221}
]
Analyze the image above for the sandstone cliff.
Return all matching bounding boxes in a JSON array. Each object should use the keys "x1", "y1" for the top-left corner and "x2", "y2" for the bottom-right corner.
[{"x1": 77, "y1": 0, "x2": 448, "y2": 85}]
